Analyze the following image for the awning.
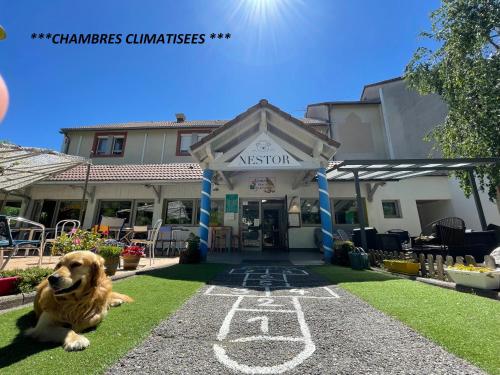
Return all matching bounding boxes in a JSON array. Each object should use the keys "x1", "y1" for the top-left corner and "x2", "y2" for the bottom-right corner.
[
  {"x1": 0, "y1": 143, "x2": 89, "y2": 193},
  {"x1": 326, "y1": 158, "x2": 500, "y2": 181}
]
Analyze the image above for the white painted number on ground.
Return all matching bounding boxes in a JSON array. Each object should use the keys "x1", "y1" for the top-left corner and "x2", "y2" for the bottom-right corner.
[
  {"x1": 212, "y1": 266, "x2": 335, "y2": 374},
  {"x1": 247, "y1": 316, "x2": 269, "y2": 334}
]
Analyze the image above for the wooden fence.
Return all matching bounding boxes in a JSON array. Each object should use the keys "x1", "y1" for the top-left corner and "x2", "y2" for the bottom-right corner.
[{"x1": 367, "y1": 250, "x2": 497, "y2": 281}]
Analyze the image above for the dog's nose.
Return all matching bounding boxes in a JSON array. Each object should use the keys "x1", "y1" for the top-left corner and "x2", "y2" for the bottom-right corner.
[{"x1": 48, "y1": 275, "x2": 60, "y2": 285}]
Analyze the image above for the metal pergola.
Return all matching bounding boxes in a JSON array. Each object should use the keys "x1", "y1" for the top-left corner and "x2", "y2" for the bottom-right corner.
[
  {"x1": 0, "y1": 143, "x2": 90, "y2": 220},
  {"x1": 326, "y1": 157, "x2": 500, "y2": 251}
]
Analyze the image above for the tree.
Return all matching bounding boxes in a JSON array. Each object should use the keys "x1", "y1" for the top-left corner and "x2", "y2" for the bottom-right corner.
[{"x1": 405, "y1": 0, "x2": 500, "y2": 201}]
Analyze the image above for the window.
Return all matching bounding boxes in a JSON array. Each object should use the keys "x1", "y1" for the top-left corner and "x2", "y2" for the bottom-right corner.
[
  {"x1": 209, "y1": 200, "x2": 224, "y2": 226},
  {"x1": 56, "y1": 200, "x2": 86, "y2": 222},
  {"x1": 111, "y1": 136, "x2": 125, "y2": 155},
  {"x1": 1, "y1": 201, "x2": 22, "y2": 216},
  {"x1": 163, "y1": 199, "x2": 221, "y2": 226},
  {"x1": 97, "y1": 201, "x2": 132, "y2": 226},
  {"x1": 32, "y1": 200, "x2": 86, "y2": 227},
  {"x1": 134, "y1": 201, "x2": 154, "y2": 226},
  {"x1": 332, "y1": 199, "x2": 360, "y2": 224},
  {"x1": 96, "y1": 137, "x2": 108, "y2": 155},
  {"x1": 382, "y1": 200, "x2": 402, "y2": 218},
  {"x1": 92, "y1": 132, "x2": 127, "y2": 157},
  {"x1": 176, "y1": 131, "x2": 210, "y2": 155},
  {"x1": 164, "y1": 200, "x2": 195, "y2": 225},
  {"x1": 300, "y1": 198, "x2": 320, "y2": 225}
]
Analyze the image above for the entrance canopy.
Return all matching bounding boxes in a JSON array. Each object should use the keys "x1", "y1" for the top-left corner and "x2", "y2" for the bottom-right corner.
[
  {"x1": 190, "y1": 99, "x2": 340, "y2": 175},
  {"x1": 0, "y1": 143, "x2": 89, "y2": 193}
]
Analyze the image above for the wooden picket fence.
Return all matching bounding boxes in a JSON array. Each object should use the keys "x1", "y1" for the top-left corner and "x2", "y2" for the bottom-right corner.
[{"x1": 367, "y1": 249, "x2": 497, "y2": 281}]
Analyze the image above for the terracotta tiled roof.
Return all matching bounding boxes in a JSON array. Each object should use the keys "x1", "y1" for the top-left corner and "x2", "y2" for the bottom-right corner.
[
  {"x1": 61, "y1": 118, "x2": 327, "y2": 132},
  {"x1": 48, "y1": 163, "x2": 202, "y2": 182}
]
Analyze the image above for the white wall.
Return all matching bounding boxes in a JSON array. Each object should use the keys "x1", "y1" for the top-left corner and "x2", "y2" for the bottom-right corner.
[{"x1": 447, "y1": 177, "x2": 500, "y2": 230}]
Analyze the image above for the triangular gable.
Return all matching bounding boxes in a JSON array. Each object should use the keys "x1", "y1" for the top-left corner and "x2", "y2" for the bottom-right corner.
[{"x1": 228, "y1": 133, "x2": 301, "y2": 169}]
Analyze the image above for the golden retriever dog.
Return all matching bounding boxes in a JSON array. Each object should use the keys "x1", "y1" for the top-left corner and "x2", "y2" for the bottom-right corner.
[{"x1": 26, "y1": 251, "x2": 132, "y2": 351}]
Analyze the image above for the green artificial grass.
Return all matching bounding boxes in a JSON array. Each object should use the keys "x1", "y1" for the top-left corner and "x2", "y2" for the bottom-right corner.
[
  {"x1": 0, "y1": 263, "x2": 226, "y2": 375},
  {"x1": 312, "y1": 265, "x2": 500, "y2": 375}
]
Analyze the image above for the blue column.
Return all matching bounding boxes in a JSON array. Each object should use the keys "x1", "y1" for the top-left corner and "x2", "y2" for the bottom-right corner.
[
  {"x1": 198, "y1": 169, "x2": 213, "y2": 261},
  {"x1": 317, "y1": 167, "x2": 334, "y2": 263}
]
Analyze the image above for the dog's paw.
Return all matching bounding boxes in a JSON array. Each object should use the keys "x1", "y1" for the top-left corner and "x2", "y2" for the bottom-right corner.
[
  {"x1": 109, "y1": 299, "x2": 124, "y2": 307},
  {"x1": 64, "y1": 335, "x2": 90, "y2": 351}
]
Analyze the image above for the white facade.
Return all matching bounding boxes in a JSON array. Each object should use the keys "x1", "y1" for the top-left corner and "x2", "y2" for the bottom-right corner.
[{"x1": 3, "y1": 78, "x2": 498, "y2": 251}]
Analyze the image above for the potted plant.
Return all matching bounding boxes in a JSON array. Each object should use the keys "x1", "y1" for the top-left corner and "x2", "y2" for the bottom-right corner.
[
  {"x1": 121, "y1": 245, "x2": 145, "y2": 270},
  {"x1": 99, "y1": 245, "x2": 122, "y2": 276},
  {"x1": 446, "y1": 264, "x2": 500, "y2": 289},
  {"x1": 51, "y1": 228, "x2": 104, "y2": 255},
  {"x1": 332, "y1": 240, "x2": 355, "y2": 266},
  {"x1": 0, "y1": 274, "x2": 20, "y2": 296},
  {"x1": 179, "y1": 233, "x2": 201, "y2": 264},
  {"x1": 0, "y1": 267, "x2": 52, "y2": 296}
]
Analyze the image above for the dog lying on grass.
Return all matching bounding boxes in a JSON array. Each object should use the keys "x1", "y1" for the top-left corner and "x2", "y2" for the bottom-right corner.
[{"x1": 26, "y1": 251, "x2": 132, "y2": 351}]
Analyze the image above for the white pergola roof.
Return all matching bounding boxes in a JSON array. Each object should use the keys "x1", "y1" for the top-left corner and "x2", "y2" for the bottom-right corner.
[
  {"x1": 0, "y1": 143, "x2": 89, "y2": 193},
  {"x1": 326, "y1": 158, "x2": 500, "y2": 181}
]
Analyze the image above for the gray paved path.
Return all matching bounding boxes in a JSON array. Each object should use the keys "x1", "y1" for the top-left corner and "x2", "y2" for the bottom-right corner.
[{"x1": 107, "y1": 266, "x2": 484, "y2": 374}]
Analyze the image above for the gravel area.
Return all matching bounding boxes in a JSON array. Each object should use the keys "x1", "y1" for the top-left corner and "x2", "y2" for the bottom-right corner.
[{"x1": 107, "y1": 265, "x2": 484, "y2": 375}]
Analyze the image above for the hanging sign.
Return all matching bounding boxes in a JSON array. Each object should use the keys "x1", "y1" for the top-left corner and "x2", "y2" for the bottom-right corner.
[
  {"x1": 228, "y1": 133, "x2": 300, "y2": 169},
  {"x1": 249, "y1": 177, "x2": 276, "y2": 193},
  {"x1": 225, "y1": 194, "x2": 239, "y2": 213}
]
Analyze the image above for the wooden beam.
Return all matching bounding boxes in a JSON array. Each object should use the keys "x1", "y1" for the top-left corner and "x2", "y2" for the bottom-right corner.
[{"x1": 218, "y1": 171, "x2": 233, "y2": 190}]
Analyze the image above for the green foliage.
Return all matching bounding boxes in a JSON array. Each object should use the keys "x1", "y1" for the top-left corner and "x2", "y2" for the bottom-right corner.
[
  {"x1": 98, "y1": 245, "x2": 122, "y2": 259},
  {"x1": 0, "y1": 267, "x2": 52, "y2": 294},
  {"x1": 0, "y1": 264, "x2": 226, "y2": 374},
  {"x1": 313, "y1": 265, "x2": 500, "y2": 374},
  {"x1": 405, "y1": 0, "x2": 500, "y2": 200},
  {"x1": 51, "y1": 229, "x2": 104, "y2": 255}
]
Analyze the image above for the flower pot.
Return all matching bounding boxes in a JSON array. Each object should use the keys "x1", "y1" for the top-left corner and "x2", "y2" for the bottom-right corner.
[
  {"x1": 122, "y1": 255, "x2": 141, "y2": 270},
  {"x1": 104, "y1": 256, "x2": 120, "y2": 276},
  {"x1": 0, "y1": 276, "x2": 20, "y2": 296},
  {"x1": 446, "y1": 268, "x2": 500, "y2": 290},
  {"x1": 383, "y1": 260, "x2": 420, "y2": 276}
]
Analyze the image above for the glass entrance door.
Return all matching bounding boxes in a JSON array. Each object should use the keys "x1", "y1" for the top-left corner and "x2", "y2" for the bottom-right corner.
[
  {"x1": 240, "y1": 200, "x2": 261, "y2": 251},
  {"x1": 239, "y1": 199, "x2": 287, "y2": 251},
  {"x1": 262, "y1": 200, "x2": 286, "y2": 251}
]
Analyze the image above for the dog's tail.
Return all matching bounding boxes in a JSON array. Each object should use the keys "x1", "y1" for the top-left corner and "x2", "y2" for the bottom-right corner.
[{"x1": 110, "y1": 292, "x2": 134, "y2": 303}]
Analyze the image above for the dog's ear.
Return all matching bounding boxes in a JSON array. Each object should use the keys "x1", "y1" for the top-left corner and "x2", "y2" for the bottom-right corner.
[{"x1": 90, "y1": 258, "x2": 104, "y2": 287}]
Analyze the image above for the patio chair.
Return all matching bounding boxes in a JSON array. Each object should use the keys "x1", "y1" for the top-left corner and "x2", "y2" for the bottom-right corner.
[
  {"x1": 387, "y1": 229, "x2": 410, "y2": 245},
  {"x1": 156, "y1": 225, "x2": 173, "y2": 256},
  {"x1": 0, "y1": 215, "x2": 45, "y2": 270},
  {"x1": 336, "y1": 229, "x2": 350, "y2": 241},
  {"x1": 44, "y1": 219, "x2": 80, "y2": 255},
  {"x1": 170, "y1": 228, "x2": 191, "y2": 256},
  {"x1": 376, "y1": 233, "x2": 402, "y2": 252},
  {"x1": 414, "y1": 217, "x2": 466, "y2": 257},
  {"x1": 99, "y1": 216, "x2": 126, "y2": 240},
  {"x1": 130, "y1": 219, "x2": 162, "y2": 265},
  {"x1": 352, "y1": 227, "x2": 378, "y2": 250}
]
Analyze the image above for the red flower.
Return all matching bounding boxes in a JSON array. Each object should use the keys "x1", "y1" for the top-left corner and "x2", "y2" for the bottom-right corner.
[{"x1": 122, "y1": 246, "x2": 145, "y2": 257}]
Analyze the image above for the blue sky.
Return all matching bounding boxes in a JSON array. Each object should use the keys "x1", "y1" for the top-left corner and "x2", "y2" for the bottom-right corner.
[{"x1": 0, "y1": 0, "x2": 439, "y2": 150}]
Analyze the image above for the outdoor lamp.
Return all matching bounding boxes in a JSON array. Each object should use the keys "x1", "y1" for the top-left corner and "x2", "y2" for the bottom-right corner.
[
  {"x1": 0, "y1": 74, "x2": 8, "y2": 122},
  {"x1": 288, "y1": 196, "x2": 300, "y2": 213}
]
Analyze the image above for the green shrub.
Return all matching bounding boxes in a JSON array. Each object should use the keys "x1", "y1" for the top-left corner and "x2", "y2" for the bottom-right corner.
[
  {"x1": 98, "y1": 245, "x2": 122, "y2": 259},
  {"x1": 0, "y1": 267, "x2": 52, "y2": 294}
]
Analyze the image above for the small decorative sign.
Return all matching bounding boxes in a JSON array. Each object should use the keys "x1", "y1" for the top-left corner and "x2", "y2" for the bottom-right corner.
[
  {"x1": 225, "y1": 194, "x2": 239, "y2": 213},
  {"x1": 249, "y1": 177, "x2": 276, "y2": 193}
]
